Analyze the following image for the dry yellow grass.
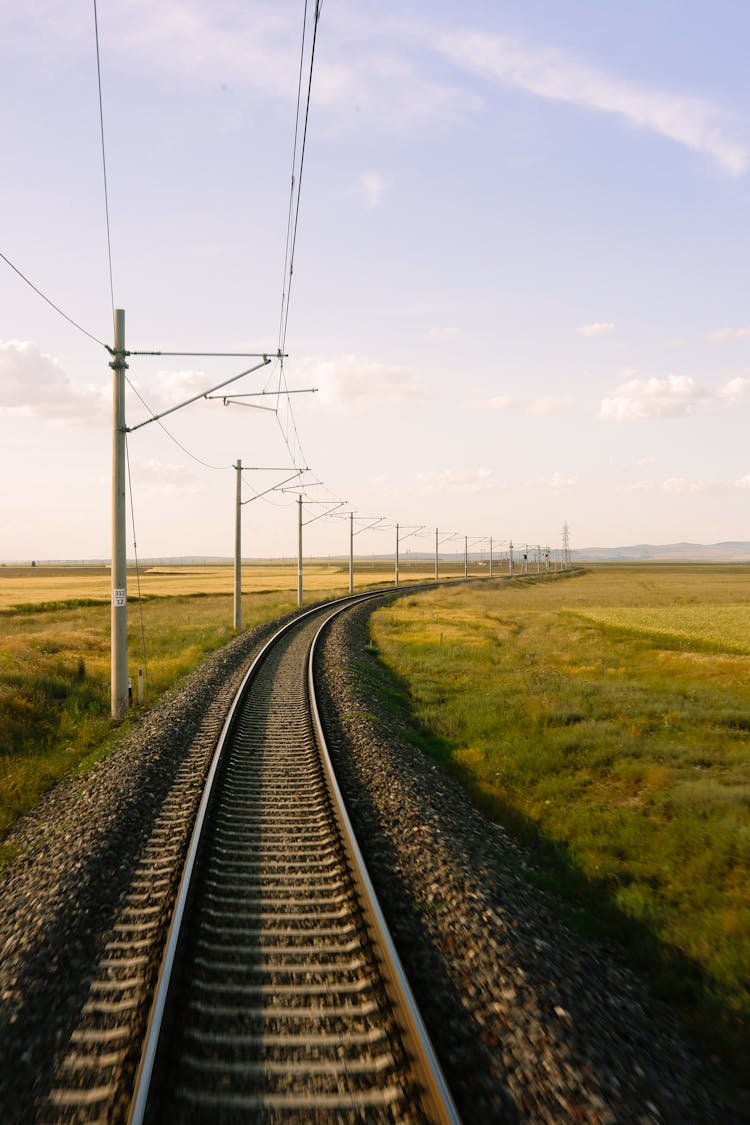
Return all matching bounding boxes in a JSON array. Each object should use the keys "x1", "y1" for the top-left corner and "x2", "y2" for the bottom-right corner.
[
  {"x1": 0, "y1": 559, "x2": 446, "y2": 610},
  {"x1": 576, "y1": 603, "x2": 750, "y2": 653}
]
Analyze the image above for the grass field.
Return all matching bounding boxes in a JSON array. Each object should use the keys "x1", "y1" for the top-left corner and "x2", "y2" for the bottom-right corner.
[
  {"x1": 369, "y1": 564, "x2": 750, "y2": 1078},
  {"x1": 5, "y1": 558, "x2": 747, "y2": 1078},
  {"x1": 0, "y1": 558, "x2": 444, "y2": 849}
]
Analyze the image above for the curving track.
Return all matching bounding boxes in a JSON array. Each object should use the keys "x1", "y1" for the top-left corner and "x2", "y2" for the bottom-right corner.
[{"x1": 127, "y1": 593, "x2": 460, "y2": 1123}]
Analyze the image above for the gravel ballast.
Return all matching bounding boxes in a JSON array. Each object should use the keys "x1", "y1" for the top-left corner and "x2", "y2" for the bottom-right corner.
[
  {"x1": 0, "y1": 594, "x2": 747, "y2": 1123},
  {"x1": 315, "y1": 600, "x2": 749, "y2": 1124},
  {"x1": 0, "y1": 615, "x2": 290, "y2": 1124}
]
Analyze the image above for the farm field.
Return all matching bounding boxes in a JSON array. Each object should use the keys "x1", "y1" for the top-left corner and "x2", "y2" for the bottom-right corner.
[
  {"x1": 369, "y1": 563, "x2": 750, "y2": 1077},
  {"x1": 0, "y1": 558, "x2": 445, "y2": 849},
  {"x1": 0, "y1": 558, "x2": 446, "y2": 611}
]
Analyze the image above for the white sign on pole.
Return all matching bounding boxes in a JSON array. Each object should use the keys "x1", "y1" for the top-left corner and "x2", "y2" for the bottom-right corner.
[{"x1": 113, "y1": 588, "x2": 126, "y2": 607}]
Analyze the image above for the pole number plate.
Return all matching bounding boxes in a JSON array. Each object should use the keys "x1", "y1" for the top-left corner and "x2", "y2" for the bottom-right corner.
[{"x1": 113, "y1": 588, "x2": 126, "y2": 607}]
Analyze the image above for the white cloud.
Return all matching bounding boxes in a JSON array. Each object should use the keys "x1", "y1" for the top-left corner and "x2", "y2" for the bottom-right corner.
[
  {"x1": 616, "y1": 480, "x2": 651, "y2": 494},
  {"x1": 601, "y1": 371, "x2": 750, "y2": 419},
  {"x1": 600, "y1": 374, "x2": 707, "y2": 420},
  {"x1": 435, "y1": 30, "x2": 749, "y2": 174},
  {"x1": 360, "y1": 172, "x2": 387, "y2": 209},
  {"x1": 295, "y1": 354, "x2": 425, "y2": 413},
  {"x1": 122, "y1": 367, "x2": 240, "y2": 426},
  {"x1": 525, "y1": 472, "x2": 577, "y2": 489},
  {"x1": 416, "y1": 468, "x2": 503, "y2": 494},
  {"x1": 469, "y1": 394, "x2": 518, "y2": 411},
  {"x1": 468, "y1": 393, "x2": 573, "y2": 414},
  {"x1": 709, "y1": 326, "x2": 750, "y2": 341},
  {"x1": 428, "y1": 325, "x2": 461, "y2": 340},
  {"x1": 577, "y1": 322, "x2": 615, "y2": 336},
  {"x1": 661, "y1": 475, "x2": 750, "y2": 495},
  {"x1": 85, "y1": 3, "x2": 482, "y2": 131},
  {"x1": 718, "y1": 376, "x2": 750, "y2": 400},
  {"x1": 527, "y1": 395, "x2": 575, "y2": 415},
  {"x1": 132, "y1": 458, "x2": 198, "y2": 495},
  {"x1": 33, "y1": 7, "x2": 750, "y2": 161},
  {"x1": 0, "y1": 340, "x2": 108, "y2": 425}
]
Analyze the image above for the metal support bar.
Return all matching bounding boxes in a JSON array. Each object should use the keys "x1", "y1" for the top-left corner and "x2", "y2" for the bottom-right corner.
[
  {"x1": 349, "y1": 512, "x2": 354, "y2": 594},
  {"x1": 297, "y1": 495, "x2": 303, "y2": 607},
  {"x1": 111, "y1": 308, "x2": 128, "y2": 720},
  {"x1": 395, "y1": 523, "x2": 399, "y2": 588},
  {"x1": 126, "y1": 357, "x2": 271, "y2": 433},
  {"x1": 234, "y1": 460, "x2": 242, "y2": 630}
]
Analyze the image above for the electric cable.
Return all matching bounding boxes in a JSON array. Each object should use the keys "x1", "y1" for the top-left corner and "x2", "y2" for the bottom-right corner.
[
  {"x1": 279, "y1": 0, "x2": 322, "y2": 358},
  {"x1": 276, "y1": 0, "x2": 309, "y2": 361},
  {"x1": 125, "y1": 434, "x2": 149, "y2": 690},
  {"x1": 93, "y1": 0, "x2": 115, "y2": 311},
  {"x1": 0, "y1": 249, "x2": 106, "y2": 347},
  {"x1": 124, "y1": 374, "x2": 232, "y2": 471},
  {"x1": 271, "y1": 0, "x2": 323, "y2": 474}
]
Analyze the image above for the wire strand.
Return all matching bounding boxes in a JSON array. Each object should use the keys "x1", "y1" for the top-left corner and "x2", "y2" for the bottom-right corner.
[
  {"x1": 271, "y1": 0, "x2": 323, "y2": 475},
  {"x1": 123, "y1": 375, "x2": 232, "y2": 471},
  {"x1": 93, "y1": 0, "x2": 115, "y2": 311},
  {"x1": 276, "y1": 0, "x2": 309, "y2": 357},
  {"x1": 125, "y1": 434, "x2": 149, "y2": 691},
  {"x1": 0, "y1": 249, "x2": 106, "y2": 347},
  {"x1": 279, "y1": 0, "x2": 322, "y2": 358}
]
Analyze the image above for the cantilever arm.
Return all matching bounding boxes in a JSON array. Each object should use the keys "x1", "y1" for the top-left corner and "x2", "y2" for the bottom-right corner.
[{"x1": 126, "y1": 357, "x2": 271, "y2": 433}]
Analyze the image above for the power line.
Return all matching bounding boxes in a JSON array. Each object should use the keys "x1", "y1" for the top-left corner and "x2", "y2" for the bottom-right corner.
[
  {"x1": 0, "y1": 4, "x2": 114, "y2": 346},
  {"x1": 123, "y1": 374, "x2": 231, "y2": 471},
  {"x1": 0, "y1": 249, "x2": 106, "y2": 347},
  {"x1": 272, "y1": 0, "x2": 323, "y2": 475},
  {"x1": 277, "y1": 0, "x2": 309, "y2": 355},
  {"x1": 279, "y1": 0, "x2": 322, "y2": 357},
  {"x1": 93, "y1": 0, "x2": 115, "y2": 311}
]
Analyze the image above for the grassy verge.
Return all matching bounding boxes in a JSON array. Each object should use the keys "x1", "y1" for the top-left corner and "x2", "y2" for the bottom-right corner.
[
  {"x1": 0, "y1": 583, "x2": 300, "y2": 851},
  {"x1": 369, "y1": 565, "x2": 750, "y2": 1079},
  {"x1": 0, "y1": 557, "x2": 447, "y2": 860}
]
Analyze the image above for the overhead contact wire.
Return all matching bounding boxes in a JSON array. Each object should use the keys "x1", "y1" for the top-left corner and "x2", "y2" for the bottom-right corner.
[
  {"x1": 0, "y1": 250, "x2": 106, "y2": 347},
  {"x1": 123, "y1": 375, "x2": 231, "y2": 471},
  {"x1": 273, "y1": 0, "x2": 323, "y2": 476},
  {"x1": 93, "y1": 0, "x2": 115, "y2": 312}
]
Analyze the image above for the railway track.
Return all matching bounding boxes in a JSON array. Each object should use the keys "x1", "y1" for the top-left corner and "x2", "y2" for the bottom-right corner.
[{"x1": 122, "y1": 592, "x2": 459, "y2": 1123}]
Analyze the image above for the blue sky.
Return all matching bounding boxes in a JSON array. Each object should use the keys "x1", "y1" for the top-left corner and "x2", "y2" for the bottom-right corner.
[{"x1": 3, "y1": 1, "x2": 750, "y2": 560}]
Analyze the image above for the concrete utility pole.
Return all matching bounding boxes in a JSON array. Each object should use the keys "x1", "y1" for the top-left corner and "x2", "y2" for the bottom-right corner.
[
  {"x1": 509, "y1": 540, "x2": 514, "y2": 576},
  {"x1": 297, "y1": 495, "x2": 303, "y2": 606},
  {"x1": 111, "y1": 309, "x2": 128, "y2": 720},
  {"x1": 464, "y1": 535, "x2": 468, "y2": 579},
  {"x1": 234, "y1": 460, "x2": 242, "y2": 630},
  {"x1": 435, "y1": 528, "x2": 439, "y2": 581},
  {"x1": 489, "y1": 536, "x2": 493, "y2": 578},
  {"x1": 395, "y1": 523, "x2": 400, "y2": 588},
  {"x1": 349, "y1": 511, "x2": 354, "y2": 594}
]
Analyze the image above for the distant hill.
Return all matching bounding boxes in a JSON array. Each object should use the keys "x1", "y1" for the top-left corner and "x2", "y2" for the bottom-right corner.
[
  {"x1": 572, "y1": 542, "x2": 750, "y2": 562},
  {"x1": 4, "y1": 544, "x2": 750, "y2": 566}
]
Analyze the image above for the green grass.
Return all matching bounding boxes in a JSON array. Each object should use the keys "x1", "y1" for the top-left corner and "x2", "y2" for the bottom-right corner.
[
  {"x1": 0, "y1": 556, "x2": 450, "y2": 851},
  {"x1": 0, "y1": 586, "x2": 298, "y2": 844},
  {"x1": 370, "y1": 565, "x2": 750, "y2": 1079}
]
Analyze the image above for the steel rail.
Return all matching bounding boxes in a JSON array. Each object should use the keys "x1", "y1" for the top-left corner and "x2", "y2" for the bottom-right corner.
[
  {"x1": 309, "y1": 603, "x2": 462, "y2": 1124},
  {"x1": 128, "y1": 594, "x2": 362, "y2": 1124},
  {"x1": 128, "y1": 586, "x2": 459, "y2": 1124}
]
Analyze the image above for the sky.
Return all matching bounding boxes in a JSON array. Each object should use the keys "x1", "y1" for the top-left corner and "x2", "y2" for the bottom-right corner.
[{"x1": 3, "y1": 0, "x2": 750, "y2": 561}]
